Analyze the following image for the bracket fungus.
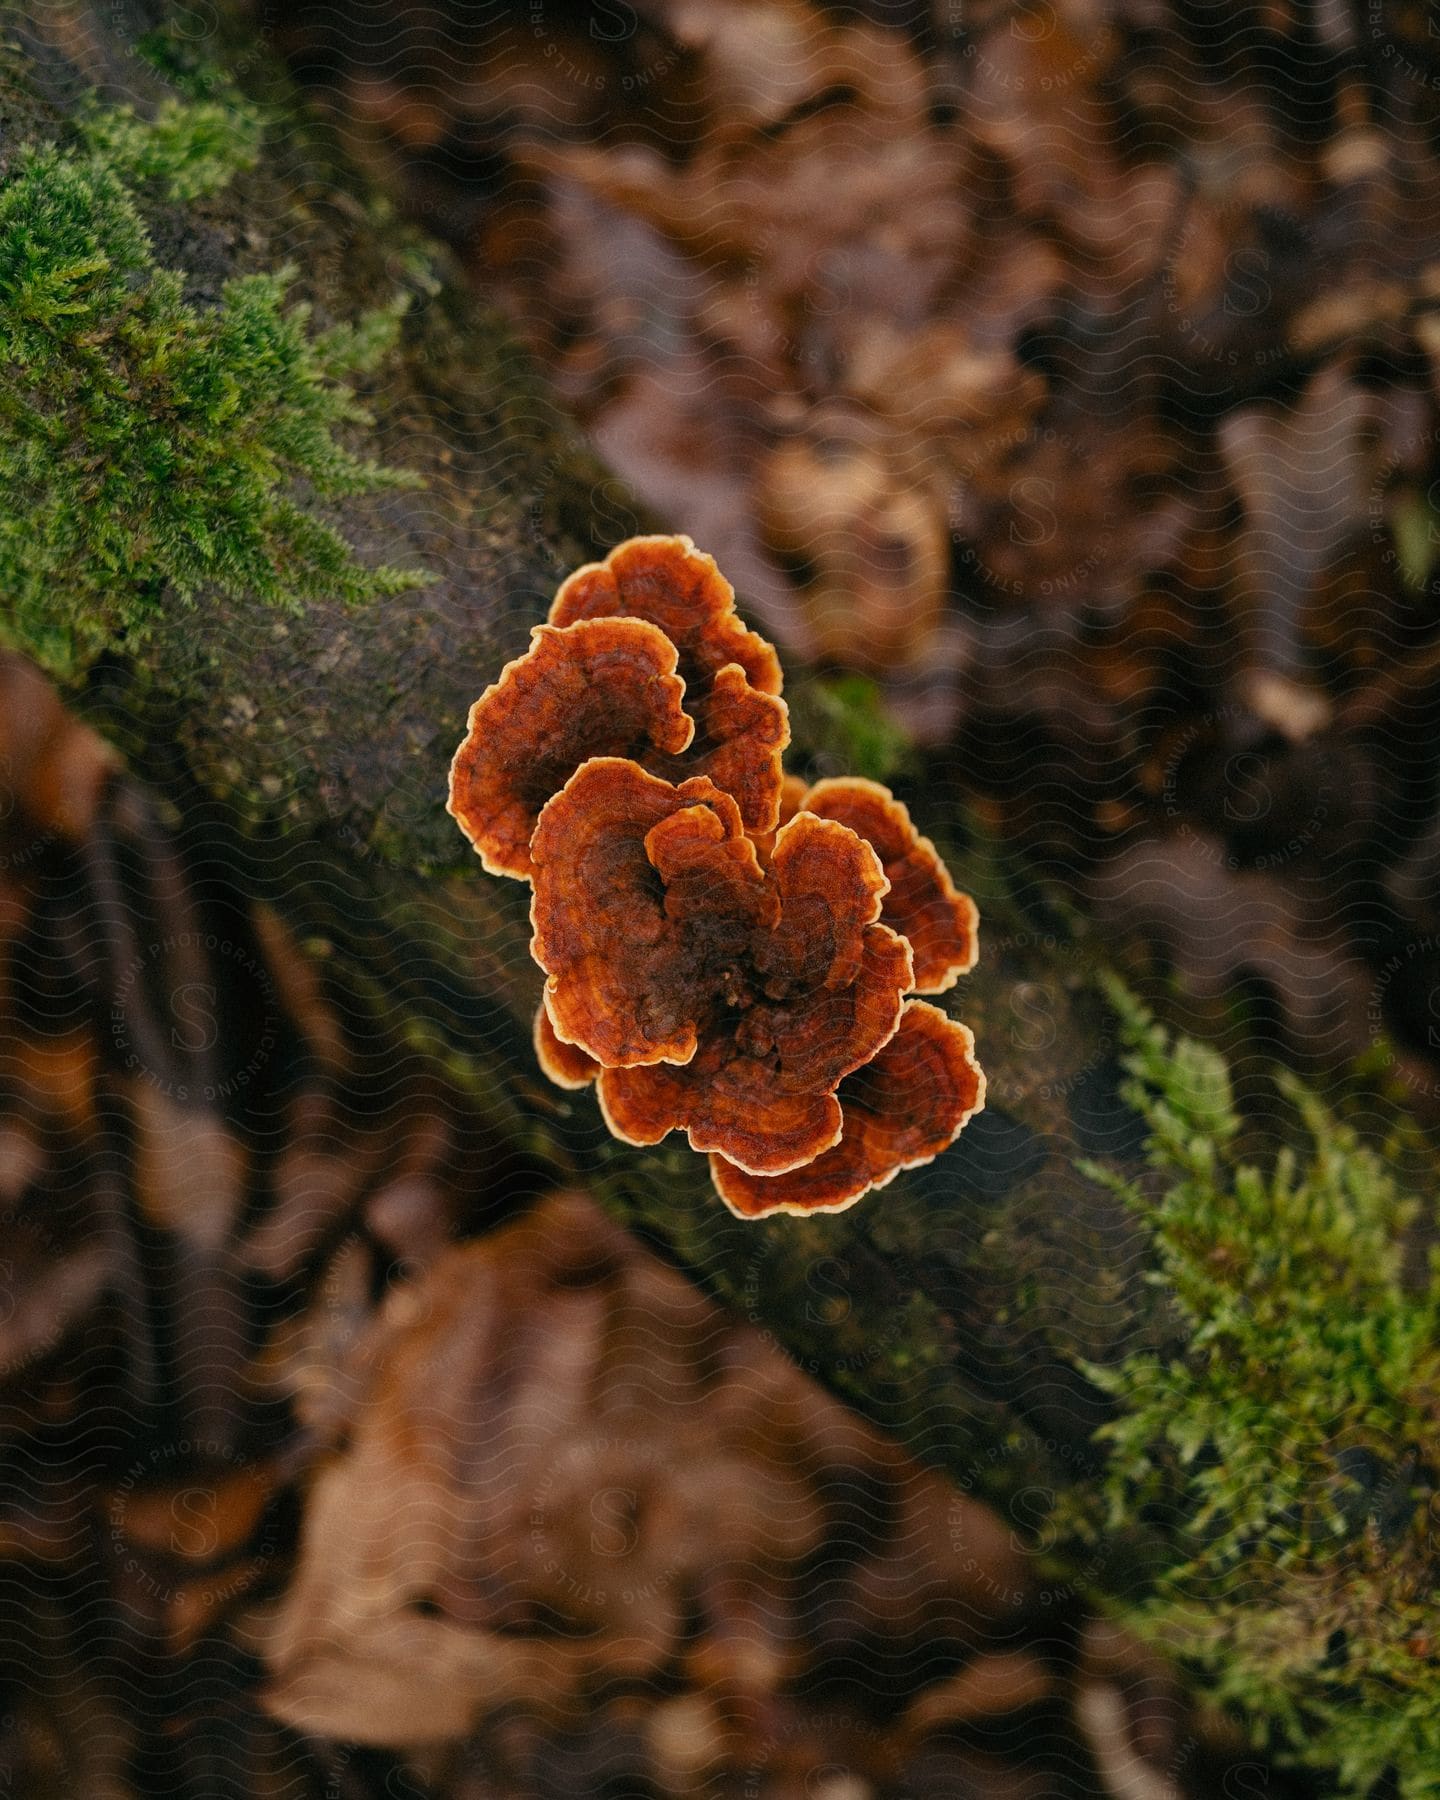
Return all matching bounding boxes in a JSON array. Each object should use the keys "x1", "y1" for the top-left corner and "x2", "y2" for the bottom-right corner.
[
  {"x1": 449, "y1": 534, "x2": 984, "y2": 1216},
  {"x1": 710, "y1": 1000, "x2": 985, "y2": 1218},
  {"x1": 448, "y1": 537, "x2": 788, "y2": 877},
  {"x1": 448, "y1": 616, "x2": 693, "y2": 879}
]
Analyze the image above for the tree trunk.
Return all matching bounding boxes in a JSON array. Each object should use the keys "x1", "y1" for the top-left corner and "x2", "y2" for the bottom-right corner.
[{"x1": 5, "y1": 0, "x2": 1163, "y2": 1518}]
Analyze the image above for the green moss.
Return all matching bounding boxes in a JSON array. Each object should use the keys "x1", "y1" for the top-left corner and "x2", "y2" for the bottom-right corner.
[
  {"x1": 787, "y1": 672, "x2": 917, "y2": 785},
  {"x1": 0, "y1": 94, "x2": 425, "y2": 681},
  {"x1": 1084, "y1": 978, "x2": 1440, "y2": 1798},
  {"x1": 77, "y1": 93, "x2": 264, "y2": 199}
]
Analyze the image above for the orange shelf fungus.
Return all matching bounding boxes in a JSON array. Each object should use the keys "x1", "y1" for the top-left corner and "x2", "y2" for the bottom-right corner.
[
  {"x1": 449, "y1": 534, "x2": 984, "y2": 1218},
  {"x1": 550, "y1": 534, "x2": 783, "y2": 699},
  {"x1": 530, "y1": 760, "x2": 777, "y2": 1071},
  {"x1": 448, "y1": 617, "x2": 692, "y2": 879},
  {"x1": 533, "y1": 1002, "x2": 599, "y2": 1092},
  {"x1": 800, "y1": 779, "x2": 979, "y2": 994},
  {"x1": 710, "y1": 1002, "x2": 985, "y2": 1218}
]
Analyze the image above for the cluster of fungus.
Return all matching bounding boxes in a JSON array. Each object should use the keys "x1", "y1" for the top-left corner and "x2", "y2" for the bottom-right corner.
[{"x1": 448, "y1": 535, "x2": 984, "y2": 1218}]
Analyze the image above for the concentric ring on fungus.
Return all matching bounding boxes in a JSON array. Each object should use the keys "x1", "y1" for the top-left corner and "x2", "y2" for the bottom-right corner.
[
  {"x1": 529, "y1": 759, "x2": 914, "y2": 1177},
  {"x1": 448, "y1": 616, "x2": 692, "y2": 880},
  {"x1": 709, "y1": 1001, "x2": 986, "y2": 1219}
]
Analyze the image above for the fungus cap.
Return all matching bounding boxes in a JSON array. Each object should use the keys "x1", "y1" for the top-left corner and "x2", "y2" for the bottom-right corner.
[
  {"x1": 534, "y1": 1003, "x2": 599, "y2": 1091},
  {"x1": 447, "y1": 534, "x2": 984, "y2": 1218},
  {"x1": 588, "y1": 813, "x2": 913, "y2": 1175},
  {"x1": 596, "y1": 919, "x2": 912, "y2": 1174},
  {"x1": 530, "y1": 762, "x2": 914, "y2": 1173},
  {"x1": 551, "y1": 533, "x2": 783, "y2": 697},
  {"x1": 709, "y1": 1001, "x2": 985, "y2": 1218},
  {"x1": 448, "y1": 616, "x2": 692, "y2": 880},
  {"x1": 550, "y1": 534, "x2": 791, "y2": 834},
  {"x1": 530, "y1": 759, "x2": 771, "y2": 1069},
  {"x1": 801, "y1": 778, "x2": 979, "y2": 993}
]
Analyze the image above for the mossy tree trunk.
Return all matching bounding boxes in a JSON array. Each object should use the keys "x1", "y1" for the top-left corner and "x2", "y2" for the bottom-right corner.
[{"x1": 4, "y1": 0, "x2": 1166, "y2": 1531}]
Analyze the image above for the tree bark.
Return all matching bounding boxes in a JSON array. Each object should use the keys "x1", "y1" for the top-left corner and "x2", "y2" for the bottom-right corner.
[{"x1": 5, "y1": 0, "x2": 1165, "y2": 1519}]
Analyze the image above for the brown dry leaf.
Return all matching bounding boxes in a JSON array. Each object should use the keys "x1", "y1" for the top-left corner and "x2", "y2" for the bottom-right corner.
[
  {"x1": 901, "y1": 1651, "x2": 1055, "y2": 1736},
  {"x1": 127, "y1": 1086, "x2": 249, "y2": 1253},
  {"x1": 758, "y1": 429, "x2": 952, "y2": 670},
  {"x1": 115, "y1": 1462, "x2": 274, "y2": 1558},
  {"x1": 1218, "y1": 365, "x2": 1379, "y2": 681},
  {"x1": 261, "y1": 1191, "x2": 1030, "y2": 1754},
  {"x1": 0, "y1": 653, "x2": 117, "y2": 846},
  {"x1": 257, "y1": 1232, "x2": 377, "y2": 1440},
  {"x1": 0, "y1": 658, "x2": 549, "y2": 1789},
  {"x1": 0, "y1": 1213, "x2": 110, "y2": 1384},
  {"x1": 1089, "y1": 834, "x2": 1376, "y2": 1067}
]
